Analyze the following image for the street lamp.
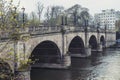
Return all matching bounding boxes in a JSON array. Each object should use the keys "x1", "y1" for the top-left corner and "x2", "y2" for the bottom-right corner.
[
  {"x1": 104, "y1": 21, "x2": 107, "y2": 48},
  {"x1": 97, "y1": 22, "x2": 100, "y2": 49},
  {"x1": 21, "y1": 7, "x2": 25, "y2": 27},
  {"x1": 97, "y1": 22, "x2": 100, "y2": 32},
  {"x1": 84, "y1": 19, "x2": 88, "y2": 47},
  {"x1": 61, "y1": 15, "x2": 64, "y2": 26},
  {"x1": 13, "y1": 6, "x2": 18, "y2": 79},
  {"x1": 21, "y1": 7, "x2": 26, "y2": 61},
  {"x1": 65, "y1": 16, "x2": 67, "y2": 25},
  {"x1": 97, "y1": 22, "x2": 100, "y2": 42},
  {"x1": 13, "y1": 7, "x2": 17, "y2": 19},
  {"x1": 13, "y1": 7, "x2": 17, "y2": 30},
  {"x1": 60, "y1": 13, "x2": 66, "y2": 65}
]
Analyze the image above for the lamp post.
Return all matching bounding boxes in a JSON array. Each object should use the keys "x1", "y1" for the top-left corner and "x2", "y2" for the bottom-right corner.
[
  {"x1": 65, "y1": 16, "x2": 67, "y2": 25},
  {"x1": 21, "y1": 7, "x2": 26, "y2": 60},
  {"x1": 21, "y1": 7, "x2": 25, "y2": 27},
  {"x1": 13, "y1": 7, "x2": 17, "y2": 19},
  {"x1": 97, "y1": 22, "x2": 100, "y2": 44},
  {"x1": 61, "y1": 15, "x2": 64, "y2": 63},
  {"x1": 97, "y1": 22, "x2": 102, "y2": 51},
  {"x1": 60, "y1": 14, "x2": 71, "y2": 67},
  {"x1": 84, "y1": 19, "x2": 91, "y2": 57},
  {"x1": 105, "y1": 23, "x2": 107, "y2": 48},
  {"x1": 85, "y1": 19, "x2": 88, "y2": 47},
  {"x1": 13, "y1": 6, "x2": 17, "y2": 79},
  {"x1": 13, "y1": 7, "x2": 17, "y2": 29}
]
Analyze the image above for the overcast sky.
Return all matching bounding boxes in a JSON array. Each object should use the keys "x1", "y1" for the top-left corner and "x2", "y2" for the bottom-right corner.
[{"x1": 13, "y1": 0, "x2": 120, "y2": 16}]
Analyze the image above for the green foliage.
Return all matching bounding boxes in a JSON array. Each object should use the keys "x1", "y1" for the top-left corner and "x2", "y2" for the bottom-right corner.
[
  {"x1": 18, "y1": 59, "x2": 31, "y2": 71},
  {"x1": 0, "y1": 0, "x2": 31, "y2": 74},
  {"x1": 0, "y1": 0, "x2": 30, "y2": 41}
]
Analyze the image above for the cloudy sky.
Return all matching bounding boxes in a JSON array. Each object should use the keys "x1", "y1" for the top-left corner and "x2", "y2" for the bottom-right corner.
[{"x1": 13, "y1": 0, "x2": 120, "y2": 16}]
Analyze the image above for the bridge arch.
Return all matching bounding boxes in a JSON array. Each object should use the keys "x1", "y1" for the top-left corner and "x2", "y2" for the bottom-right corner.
[
  {"x1": 89, "y1": 35, "x2": 97, "y2": 49},
  {"x1": 68, "y1": 36, "x2": 85, "y2": 56},
  {"x1": 30, "y1": 40, "x2": 62, "y2": 65},
  {"x1": 100, "y1": 35, "x2": 105, "y2": 46}
]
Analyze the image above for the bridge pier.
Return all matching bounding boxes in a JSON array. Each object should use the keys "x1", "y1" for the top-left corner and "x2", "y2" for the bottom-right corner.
[
  {"x1": 61, "y1": 53, "x2": 71, "y2": 69},
  {"x1": 97, "y1": 43, "x2": 103, "y2": 52},
  {"x1": 91, "y1": 43, "x2": 103, "y2": 53},
  {"x1": 84, "y1": 47, "x2": 91, "y2": 57},
  {"x1": 70, "y1": 47, "x2": 91, "y2": 57}
]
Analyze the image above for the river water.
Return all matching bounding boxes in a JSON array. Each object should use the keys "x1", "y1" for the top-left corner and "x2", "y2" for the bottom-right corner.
[{"x1": 31, "y1": 48, "x2": 120, "y2": 80}]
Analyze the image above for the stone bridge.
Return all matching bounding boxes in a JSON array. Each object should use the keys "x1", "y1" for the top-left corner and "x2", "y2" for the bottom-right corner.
[{"x1": 0, "y1": 26, "x2": 116, "y2": 72}]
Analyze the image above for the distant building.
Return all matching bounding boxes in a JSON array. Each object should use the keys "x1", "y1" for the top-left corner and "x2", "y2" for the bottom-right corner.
[{"x1": 94, "y1": 9, "x2": 120, "y2": 30}]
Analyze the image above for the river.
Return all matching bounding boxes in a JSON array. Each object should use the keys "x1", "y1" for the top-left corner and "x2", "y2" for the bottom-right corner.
[{"x1": 31, "y1": 48, "x2": 120, "y2": 80}]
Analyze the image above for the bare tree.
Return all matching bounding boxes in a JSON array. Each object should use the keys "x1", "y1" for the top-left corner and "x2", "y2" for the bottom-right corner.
[
  {"x1": 29, "y1": 11, "x2": 42, "y2": 27},
  {"x1": 0, "y1": 0, "x2": 21, "y2": 34},
  {"x1": 80, "y1": 11, "x2": 90, "y2": 27},
  {"x1": 37, "y1": 2, "x2": 44, "y2": 24},
  {"x1": 44, "y1": 6, "x2": 51, "y2": 26},
  {"x1": 30, "y1": 12, "x2": 36, "y2": 22},
  {"x1": 44, "y1": 6, "x2": 64, "y2": 26}
]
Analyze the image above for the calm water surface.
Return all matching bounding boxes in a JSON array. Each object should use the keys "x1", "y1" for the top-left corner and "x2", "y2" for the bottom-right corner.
[{"x1": 31, "y1": 48, "x2": 120, "y2": 80}]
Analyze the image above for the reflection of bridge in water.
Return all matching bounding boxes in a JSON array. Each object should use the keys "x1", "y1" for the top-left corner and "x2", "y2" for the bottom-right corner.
[
  {"x1": 0, "y1": 26, "x2": 116, "y2": 73},
  {"x1": 31, "y1": 49, "x2": 120, "y2": 80}
]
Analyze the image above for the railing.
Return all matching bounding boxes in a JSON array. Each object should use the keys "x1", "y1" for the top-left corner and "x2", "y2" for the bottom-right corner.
[
  {"x1": 28, "y1": 26, "x2": 95, "y2": 34},
  {"x1": 67, "y1": 26, "x2": 85, "y2": 32},
  {"x1": 29, "y1": 26, "x2": 62, "y2": 34},
  {"x1": 16, "y1": 25, "x2": 115, "y2": 34},
  {"x1": 0, "y1": 25, "x2": 115, "y2": 40}
]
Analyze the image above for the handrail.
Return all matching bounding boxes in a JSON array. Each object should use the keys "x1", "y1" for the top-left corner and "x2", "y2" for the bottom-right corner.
[{"x1": 0, "y1": 25, "x2": 115, "y2": 39}]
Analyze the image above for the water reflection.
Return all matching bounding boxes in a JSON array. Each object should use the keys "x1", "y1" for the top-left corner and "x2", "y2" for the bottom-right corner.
[
  {"x1": 31, "y1": 48, "x2": 120, "y2": 80},
  {"x1": 31, "y1": 69, "x2": 72, "y2": 80}
]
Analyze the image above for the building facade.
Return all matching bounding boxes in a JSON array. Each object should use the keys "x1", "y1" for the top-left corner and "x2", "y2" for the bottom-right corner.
[{"x1": 94, "y1": 9, "x2": 120, "y2": 30}]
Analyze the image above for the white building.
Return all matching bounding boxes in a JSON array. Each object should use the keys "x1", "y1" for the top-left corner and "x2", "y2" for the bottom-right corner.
[{"x1": 94, "y1": 9, "x2": 120, "y2": 30}]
